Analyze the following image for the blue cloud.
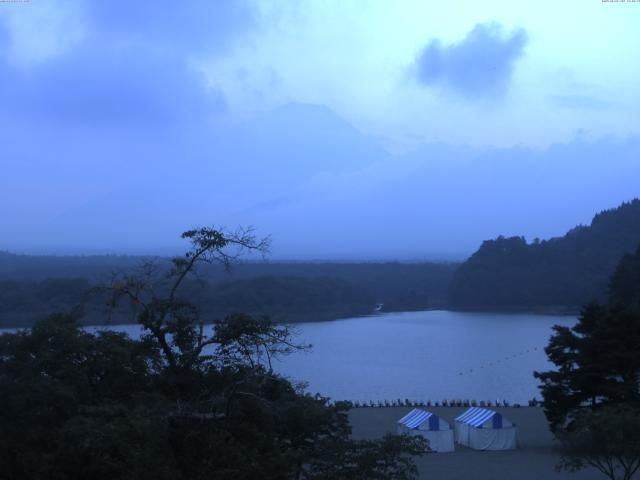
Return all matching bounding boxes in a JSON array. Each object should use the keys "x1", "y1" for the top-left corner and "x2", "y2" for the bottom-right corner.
[
  {"x1": 1, "y1": 45, "x2": 224, "y2": 125},
  {"x1": 415, "y1": 22, "x2": 528, "y2": 98},
  {"x1": 86, "y1": 0, "x2": 253, "y2": 54},
  {"x1": 0, "y1": 18, "x2": 8, "y2": 54},
  {"x1": 0, "y1": 1, "x2": 251, "y2": 126}
]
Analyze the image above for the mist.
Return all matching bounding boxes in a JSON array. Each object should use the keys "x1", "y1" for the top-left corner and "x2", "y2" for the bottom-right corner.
[{"x1": 1, "y1": 1, "x2": 638, "y2": 260}]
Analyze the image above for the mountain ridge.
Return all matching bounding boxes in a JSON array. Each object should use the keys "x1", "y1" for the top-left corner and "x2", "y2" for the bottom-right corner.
[{"x1": 448, "y1": 198, "x2": 640, "y2": 311}]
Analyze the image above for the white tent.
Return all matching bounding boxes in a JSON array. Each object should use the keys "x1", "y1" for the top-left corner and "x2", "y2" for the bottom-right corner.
[
  {"x1": 454, "y1": 407, "x2": 517, "y2": 450},
  {"x1": 397, "y1": 408, "x2": 455, "y2": 453}
]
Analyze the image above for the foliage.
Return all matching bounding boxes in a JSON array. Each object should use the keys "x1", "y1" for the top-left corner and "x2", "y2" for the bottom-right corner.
[
  {"x1": 449, "y1": 199, "x2": 640, "y2": 310},
  {"x1": 535, "y1": 245, "x2": 640, "y2": 432},
  {"x1": 0, "y1": 227, "x2": 426, "y2": 480},
  {"x1": 609, "y1": 247, "x2": 640, "y2": 312},
  {"x1": 0, "y1": 259, "x2": 457, "y2": 328},
  {"x1": 557, "y1": 405, "x2": 640, "y2": 480},
  {"x1": 0, "y1": 278, "x2": 90, "y2": 315},
  {"x1": 534, "y1": 302, "x2": 640, "y2": 432},
  {"x1": 0, "y1": 275, "x2": 375, "y2": 328},
  {"x1": 303, "y1": 434, "x2": 427, "y2": 480},
  {"x1": 204, "y1": 275, "x2": 374, "y2": 322},
  {"x1": 535, "y1": 245, "x2": 640, "y2": 479},
  {"x1": 0, "y1": 228, "x2": 458, "y2": 328},
  {"x1": 0, "y1": 313, "x2": 162, "y2": 479}
]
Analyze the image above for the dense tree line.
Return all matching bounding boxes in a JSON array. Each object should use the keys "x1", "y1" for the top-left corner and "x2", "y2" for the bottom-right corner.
[
  {"x1": 535, "y1": 245, "x2": 640, "y2": 480},
  {"x1": 202, "y1": 276, "x2": 374, "y2": 322},
  {"x1": 0, "y1": 251, "x2": 143, "y2": 280},
  {"x1": 0, "y1": 275, "x2": 375, "y2": 328},
  {"x1": 0, "y1": 254, "x2": 456, "y2": 328},
  {"x1": 0, "y1": 228, "x2": 426, "y2": 480},
  {"x1": 0, "y1": 278, "x2": 91, "y2": 314},
  {"x1": 449, "y1": 199, "x2": 640, "y2": 311}
]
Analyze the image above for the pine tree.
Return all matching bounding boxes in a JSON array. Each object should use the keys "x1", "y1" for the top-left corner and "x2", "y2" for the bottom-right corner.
[{"x1": 535, "y1": 245, "x2": 640, "y2": 479}]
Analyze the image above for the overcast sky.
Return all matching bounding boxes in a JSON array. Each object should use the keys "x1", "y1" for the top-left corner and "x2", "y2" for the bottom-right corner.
[{"x1": 1, "y1": 1, "x2": 639, "y2": 259}]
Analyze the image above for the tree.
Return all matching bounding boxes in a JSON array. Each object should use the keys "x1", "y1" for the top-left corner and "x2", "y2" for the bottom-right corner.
[
  {"x1": 534, "y1": 302, "x2": 640, "y2": 431},
  {"x1": 535, "y1": 245, "x2": 640, "y2": 479},
  {"x1": 557, "y1": 405, "x2": 640, "y2": 480},
  {"x1": 608, "y1": 245, "x2": 640, "y2": 313},
  {"x1": 302, "y1": 434, "x2": 426, "y2": 480},
  {"x1": 0, "y1": 313, "x2": 165, "y2": 479},
  {"x1": 0, "y1": 226, "x2": 427, "y2": 480},
  {"x1": 108, "y1": 226, "x2": 272, "y2": 372},
  {"x1": 534, "y1": 246, "x2": 640, "y2": 432},
  {"x1": 449, "y1": 199, "x2": 640, "y2": 311}
]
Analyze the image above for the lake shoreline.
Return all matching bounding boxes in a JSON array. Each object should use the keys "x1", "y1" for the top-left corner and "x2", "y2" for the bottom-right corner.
[
  {"x1": 447, "y1": 306, "x2": 580, "y2": 316},
  {"x1": 0, "y1": 305, "x2": 579, "y2": 330}
]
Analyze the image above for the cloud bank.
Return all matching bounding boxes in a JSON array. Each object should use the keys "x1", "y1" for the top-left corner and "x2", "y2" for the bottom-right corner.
[
  {"x1": 1, "y1": 4, "x2": 637, "y2": 259},
  {"x1": 415, "y1": 22, "x2": 527, "y2": 99},
  {"x1": 0, "y1": 2, "x2": 253, "y2": 127},
  {"x1": 1, "y1": 45, "x2": 224, "y2": 126}
]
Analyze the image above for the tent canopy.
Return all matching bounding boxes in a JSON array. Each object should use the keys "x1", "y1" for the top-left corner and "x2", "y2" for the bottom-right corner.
[
  {"x1": 455, "y1": 407, "x2": 513, "y2": 429},
  {"x1": 397, "y1": 409, "x2": 455, "y2": 452},
  {"x1": 398, "y1": 408, "x2": 448, "y2": 431},
  {"x1": 454, "y1": 407, "x2": 517, "y2": 450}
]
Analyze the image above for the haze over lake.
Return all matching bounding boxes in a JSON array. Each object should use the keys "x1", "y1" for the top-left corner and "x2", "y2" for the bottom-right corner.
[{"x1": 10, "y1": 310, "x2": 575, "y2": 404}]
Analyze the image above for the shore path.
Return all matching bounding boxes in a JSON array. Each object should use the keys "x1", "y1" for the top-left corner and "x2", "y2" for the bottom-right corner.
[{"x1": 348, "y1": 406, "x2": 604, "y2": 480}]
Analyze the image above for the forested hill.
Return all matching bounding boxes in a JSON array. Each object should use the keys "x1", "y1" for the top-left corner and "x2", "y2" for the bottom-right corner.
[
  {"x1": 0, "y1": 255, "x2": 457, "y2": 327},
  {"x1": 448, "y1": 199, "x2": 640, "y2": 311}
]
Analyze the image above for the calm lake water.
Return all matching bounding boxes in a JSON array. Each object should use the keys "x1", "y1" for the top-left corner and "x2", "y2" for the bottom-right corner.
[
  {"x1": 275, "y1": 310, "x2": 576, "y2": 404},
  {"x1": 3, "y1": 310, "x2": 576, "y2": 404}
]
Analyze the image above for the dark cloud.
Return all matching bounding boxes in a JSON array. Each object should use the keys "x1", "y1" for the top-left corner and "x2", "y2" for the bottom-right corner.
[
  {"x1": 1, "y1": 44, "x2": 224, "y2": 125},
  {"x1": 0, "y1": 1, "x2": 247, "y2": 236},
  {"x1": 415, "y1": 22, "x2": 527, "y2": 98},
  {"x1": 0, "y1": 2, "x2": 249, "y2": 126}
]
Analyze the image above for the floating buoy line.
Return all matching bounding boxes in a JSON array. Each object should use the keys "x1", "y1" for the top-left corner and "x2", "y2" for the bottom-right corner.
[{"x1": 457, "y1": 346, "x2": 540, "y2": 376}]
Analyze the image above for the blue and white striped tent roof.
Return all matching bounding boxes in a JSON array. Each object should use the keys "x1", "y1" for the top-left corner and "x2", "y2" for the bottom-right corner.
[
  {"x1": 455, "y1": 407, "x2": 508, "y2": 428},
  {"x1": 397, "y1": 408, "x2": 442, "y2": 430}
]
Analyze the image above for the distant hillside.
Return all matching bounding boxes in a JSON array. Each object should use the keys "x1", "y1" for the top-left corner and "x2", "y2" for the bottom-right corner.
[
  {"x1": 0, "y1": 252, "x2": 144, "y2": 280},
  {"x1": 0, "y1": 255, "x2": 457, "y2": 327},
  {"x1": 448, "y1": 199, "x2": 640, "y2": 311}
]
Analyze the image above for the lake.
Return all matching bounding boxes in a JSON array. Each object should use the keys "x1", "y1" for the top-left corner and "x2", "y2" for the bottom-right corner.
[
  {"x1": 3, "y1": 310, "x2": 575, "y2": 404},
  {"x1": 274, "y1": 310, "x2": 575, "y2": 404}
]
